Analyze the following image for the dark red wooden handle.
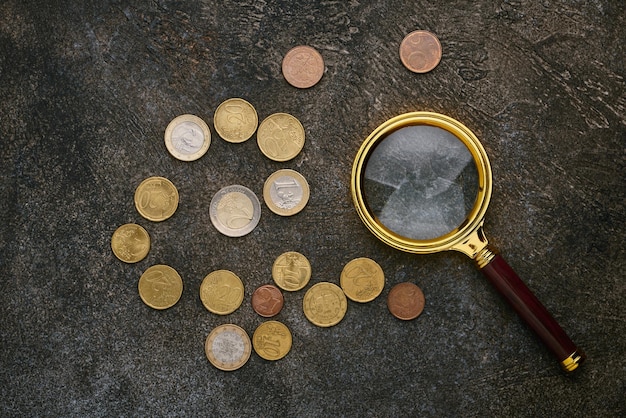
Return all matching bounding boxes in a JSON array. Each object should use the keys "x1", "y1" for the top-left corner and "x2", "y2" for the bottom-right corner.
[{"x1": 481, "y1": 254, "x2": 585, "y2": 370}]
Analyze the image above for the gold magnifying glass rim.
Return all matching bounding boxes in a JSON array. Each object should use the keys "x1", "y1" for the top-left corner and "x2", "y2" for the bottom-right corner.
[{"x1": 351, "y1": 111, "x2": 492, "y2": 254}]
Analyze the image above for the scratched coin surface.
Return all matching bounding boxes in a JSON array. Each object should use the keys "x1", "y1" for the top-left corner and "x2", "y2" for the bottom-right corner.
[
  {"x1": 387, "y1": 282, "x2": 425, "y2": 320},
  {"x1": 111, "y1": 223, "x2": 150, "y2": 263},
  {"x1": 303, "y1": 282, "x2": 348, "y2": 327},
  {"x1": 200, "y1": 270, "x2": 245, "y2": 315},
  {"x1": 399, "y1": 30, "x2": 442, "y2": 73},
  {"x1": 340, "y1": 257, "x2": 385, "y2": 303},
  {"x1": 257, "y1": 113, "x2": 305, "y2": 162},
  {"x1": 205, "y1": 324, "x2": 252, "y2": 371},
  {"x1": 263, "y1": 169, "x2": 310, "y2": 216},
  {"x1": 213, "y1": 98, "x2": 258, "y2": 143},
  {"x1": 252, "y1": 321, "x2": 292, "y2": 361},
  {"x1": 251, "y1": 284, "x2": 284, "y2": 317},
  {"x1": 209, "y1": 185, "x2": 261, "y2": 237},
  {"x1": 272, "y1": 251, "x2": 312, "y2": 292},
  {"x1": 134, "y1": 176, "x2": 179, "y2": 222},
  {"x1": 138, "y1": 264, "x2": 183, "y2": 310},
  {"x1": 164, "y1": 114, "x2": 211, "y2": 161},
  {"x1": 282, "y1": 45, "x2": 325, "y2": 88}
]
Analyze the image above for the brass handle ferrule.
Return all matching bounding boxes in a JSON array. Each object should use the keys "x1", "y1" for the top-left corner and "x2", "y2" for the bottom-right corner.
[{"x1": 561, "y1": 350, "x2": 586, "y2": 372}]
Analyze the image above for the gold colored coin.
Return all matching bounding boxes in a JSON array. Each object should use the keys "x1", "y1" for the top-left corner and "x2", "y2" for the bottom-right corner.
[
  {"x1": 134, "y1": 176, "x2": 179, "y2": 222},
  {"x1": 272, "y1": 251, "x2": 312, "y2": 291},
  {"x1": 252, "y1": 320, "x2": 292, "y2": 361},
  {"x1": 200, "y1": 270, "x2": 245, "y2": 315},
  {"x1": 205, "y1": 324, "x2": 252, "y2": 371},
  {"x1": 213, "y1": 98, "x2": 258, "y2": 143},
  {"x1": 164, "y1": 114, "x2": 211, "y2": 161},
  {"x1": 263, "y1": 169, "x2": 310, "y2": 216},
  {"x1": 138, "y1": 264, "x2": 183, "y2": 310},
  {"x1": 303, "y1": 282, "x2": 348, "y2": 327},
  {"x1": 111, "y1": 223, "x2": 150, "y2": 263},
  {"x1": 257, "y1": 113, "x2": 305, "y2": 162},
  {"x1": 340, "y1": 257, "x2": 385, "y2": 303},
  {"x1": 282, "y1": 45, "x2": 325, "y2": 88}
]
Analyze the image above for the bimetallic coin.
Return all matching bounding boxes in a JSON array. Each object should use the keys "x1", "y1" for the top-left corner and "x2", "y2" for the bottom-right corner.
[
  {"x1": 111, "y1": 223, "x2": 150, "y2": 263},
  {"x1": 272, "y1": 251, "x2": 312, "y2": 292},
  {"x1": 134, "y1": 176, "x2": 179, "y2": 222},
  {"x1": 200, "y1": 270, "x2": 245, "y2": 315},
  {"x1": 257, "y1": 113, "x2": 305, "y2": 162},
  {"x1": 387, "y1": 282, "x2": 425, "y2": 320},
  {"x1": 340, "y1": 257, "x2": 385, "y2": 303},
  {"x1": 209, "y1": 185, "x2": 261, "y2": 237},
  {"x1": 399, "y1": 30, "x2": 442, "y2": 74},
  {"x1": 263, "y1": 169, "x2": 310, "y2": 216},
  {"x1": 213, "y1": 98, "x2": 258, "y2": 143},
  {"x1": 252, "y1": 321, "x2": 292, "y2": 361},
  {"x1": 251, "y1": 284, "x2": 284, "y2": 317},
  {"x1": 138, "y1": 264, "x2": 183, "y2": 310},
  {"x1": 205, "y1": 324, "x2": 252, "y2": 371},
  {"x1": 282, "y1": 45, "x2": 325, "y2": 88},
  {"x1": 303, "y1": 282, "x2": 348, "y2": 327},
  {"x1": 164, "y1": 114, "x2": 211, "y2": 161}
]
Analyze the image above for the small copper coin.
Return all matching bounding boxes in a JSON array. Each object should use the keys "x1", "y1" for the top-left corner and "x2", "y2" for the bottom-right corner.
[
  {"x1": 387, "y1": 282, "x2": 425, "y2": 320},
  {"x1": 282, "y1": 45, "x2": 324, "y2": 88},
  {"x1": 251, "y1": 284, "x2": 284, "y2": 317},
  {"x1": 399, "y1": 30, "x2": 442, "y2": 73}
]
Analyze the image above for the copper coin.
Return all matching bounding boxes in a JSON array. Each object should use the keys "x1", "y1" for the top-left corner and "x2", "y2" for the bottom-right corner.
[
  {"x1": 387, "y1": 282, "x2": 425, "y2": 320},
  {"x1": 399, "y1": 30, "x2": 442, "y2": 73},
  {"x1": 282, "y1": 45, "x2": 324, "y2": 88},
  {"x1": 251, "y1": 284, "x2": 284, "y2": 317}
]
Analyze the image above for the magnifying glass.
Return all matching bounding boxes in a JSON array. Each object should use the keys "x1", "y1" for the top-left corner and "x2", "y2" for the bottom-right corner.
[{"x1": 351, "y1": 112, "x2": 585, "y2": 372}]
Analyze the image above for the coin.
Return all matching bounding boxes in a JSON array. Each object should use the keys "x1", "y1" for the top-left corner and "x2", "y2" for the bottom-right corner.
[
  {"x1": 134, "y1": 176, "x2": 179, "y2": 222},
  {"x1": 340, "y1": 257, "x2": 385, "y2": 303},
  {"x1": 209, "y1": 185, "x2": 261, "y2": 237},
  {"x1": 257, "y1": 113, "x2": 305, "y2": 162},
  {"x1": 205, "y1": 324, "x2": 252, "y2": 371},
  {"x1": 251, "y1": 284, "x2": 284, "y2": 317},
  {"x1": 387, "y1": 282, "x2": 425, "y2": 320},
  {"x1": 200, "y1": 270, "x2": 245, "y2": 315},
  {"x1": 282, "y1": 45, "x2": 325, "y2": 88},
  {"x1": 164, "y1": 114, "x2": 211, "y2": 161},
  {"x1": 263, "y1": 169, "x2": 310, "y2": 216},
  {"x1": 111, "y1": 223, "x2": 150, "y2": 263},
  {"x1": 138, "y1": 264, "x2": 183, "y2": 310},
  {"x1": 252, "y1": 321, "x2": 292, "y2": 361},
  {"x1": 399, "y1": 30, "x2": 442, "y2": 73},
  {"x1": 272, "y1": 251, "x2": 312, "y2": 292},
  {"x1": 303, "y1": 282, "x2": 348, "y2": 327},
  {"x1": 213, "y1": 98, "x2": 258, "y2": 143}
]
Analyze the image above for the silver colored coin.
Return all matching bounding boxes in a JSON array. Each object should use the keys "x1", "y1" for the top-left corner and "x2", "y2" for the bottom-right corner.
[
  {"x1": 263, "y1": 169, "x2": 310, "y2": 216},
  {"x1": 164, "y1": 114, "x2": 211, "y2": 161},
  {"x1": 210, "y1": 185, "x2": 261, "y2": 237}
]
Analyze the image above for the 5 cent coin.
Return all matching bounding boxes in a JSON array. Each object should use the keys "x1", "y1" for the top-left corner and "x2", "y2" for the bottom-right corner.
[
  {"x1": 251, "y1": 284, "x2": 284, "y2": 317},
  {"x1": 282, "y1": 45, "x2": 324, "y2": 88},
  {"x1": 340, "y1": 257, "x2": 385, "y2": 303},
  {"x1": 134, "y1": 176, "x2": 179, "y2": 222},
  {"x1": 213, "y1": 98, "x2": 258, "y2": 143},
  {"x1": 263, "y1": 169, "x2": 310, "y2": 216},
  {"x1": 257, "y1": 113, "x2": 305, "y2": 162},
  {"x1": 209, "y1": 185, "x2": 261, "y2": 237},
  {"x1": 111, "y1": 223, "x2": 150, "y2": 263},
  {"x1": 205, "y1": 324, "x2": 252, "y2": 371},
  {"x1": 138, "y1": 264, "x2": 183, "y2": 310},
  {"x1": 200, "y1": 270, "x2": 245, "y2": 315},
  {"x1": 399, "y1": 30, "x2": 442, "y2": 73},
  {"x1": 164, "y1": 114, "x2": 211, "y2": 161},
  {"x1": 387, "y1": 282, "x2": 425, "y2": 320},
  {"x1": 303, "y1": 282, "x2": 348, "y2": 327},
  {"x1": 252, "y1": 321, "x2": 292, "y2": 361}
]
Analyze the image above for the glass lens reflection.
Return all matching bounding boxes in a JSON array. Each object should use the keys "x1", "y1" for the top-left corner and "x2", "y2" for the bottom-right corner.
[{"x1": 363, "y1": 125, "x2": 479, "y2": 240}]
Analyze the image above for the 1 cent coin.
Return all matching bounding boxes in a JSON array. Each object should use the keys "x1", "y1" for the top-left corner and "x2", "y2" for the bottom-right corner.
[
  {"x1": 111, "y1": 223, "x2": 150, "y2": 263},
  {"x1": 164, "y1": 114, "x2": 211, "y2": 161},
  {"x1": 282, "y1": 45, "x2": 324, "y2": 88},
  {"x1": 399, "y1": 30, "x2": 442, "y2": 73},
  {"x1": 257, "y1": 113, "x2": 305, "y2": 162},
  {"x1": 340, "y1": 257, "x2": 385, "y2": 303},
  {"x1": 263, "y1": 169, "x2": 310, "y2": 216},
  {"x1": 252, "y1": 321, "x2": 292, "y2": 361},
  {"x1": 272, "y1": 251, "x2": 312, "y2": 292},
  {"x1": 387, "y1": 282, "x2": 425, "y2": 320},
  {"x1": 209, "y1": 185, "x2": 261, "y2": 237},
  {"x1": 200, "y1": 270, "x2": 245, "y2": 315},
  {"x1": 138, "y1": 264, "x2": 183, "y2": 310},
  {"x1": 303, "y1": 282, "x2": 348, "y2": 327},
  {"x1": 134, "y1": 176, "x2": 179, "y2": 222},
  {"x1": 251, "y1": 284, "x2": 284, "y2": 317},
  {"x1": 205, "y1": 324, "x2": 252, "y2": 371},
  {"x1": 213, "y1": 98, "x2": 258, "y2": 143}
]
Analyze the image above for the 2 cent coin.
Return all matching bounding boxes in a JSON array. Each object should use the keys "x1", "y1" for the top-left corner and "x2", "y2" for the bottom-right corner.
[
  {"x1": 387, "y1": 282, "x2": 425, "y2": 320},
  {"x1": 399, "y1": 30, "x2": 442, "y2": 73}
]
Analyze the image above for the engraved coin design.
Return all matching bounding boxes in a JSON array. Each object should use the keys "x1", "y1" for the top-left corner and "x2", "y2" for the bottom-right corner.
[
  {"x1": 399, "y1": 30, "x2": 442, "y2": 73},
  {"x1": 282, "y1": 45, "x2": 325, "y2": 88},
  {"x1": 387, "y1": 282, "x2": 425, "y2": 320},
  {"x1": 263, "y1": 169, "x2": 310, "y2": 216},
  {"x1": 213, "y1": 98, "x2": 259, "y2": 143},
  {"x1": 209, "y1": 185, "x2": 261, "y2": 237},
  {"x1": 272, "y1": 251, "x2": 312, "y2": 292},
  {"x1": 257, "y1": 113, "x2": 305, "y2": 162},
  {"x1": 134, "y1": 176, "x2": 179, "y2": 222},
  {"x1": 111, "y1": 223, "x2": 150, "y2": 263},
  {"x1": 252, "y1": 321, "x2": 292, "y2": 361},
  {"x1": 205, "y1": 324, "x2": 252, "y2": 371},
  {"x1": 138, "y1": 264, "x2": 183, "y2": 310},
  {"x1": 303, "y1": 282, "x2": 348, "y2": 327},
  {"x1": 340, "y1": 257, "x2": 385, "y2": 303},
  {"x1": 164, "y1": 114, "x2": 211, "y2": 161},
  {"x1": 251, "y1": 284, "x2": 284, "y2": 317},
  {"x1": 200, "y1": 270, "x2": 245, "y2": 315}
]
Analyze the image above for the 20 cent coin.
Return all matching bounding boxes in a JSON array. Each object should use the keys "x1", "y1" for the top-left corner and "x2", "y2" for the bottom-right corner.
[
  {"x1": 111, "y1": 223, "x2": 150, "y2": 263},
  {"x1": 340, "y1": 257, "x2": 385, "y2": 303},
  {"x1": 272, "y1": 251, "x2": 311, "y2": 291},
  {"x1": 134, "y1": 176, "x2": 179, "y2": 222},
  {"x1": 209, "y1": 185, "x2": 261, "y2": 237},
  {"x1": 282, "y1": 45, "x2": 325, "y2": 88},
  {"x1": 399, "y1": 30, "x2": 442, "y2": 73},
  {"x1": 213, "y1": 98, "x2": 258, "y2": 143},
  {"x1": 200, "y1": 270, "x2": 245, "y2": 315},
  {"x1": 138, "y1": 264, "x2": 183, "y2": 310},
  {"x1": 387, "y1": 282, "x2": 425, "y2": 320},
  {"x1": 257, "y1": 113, "x2": 305, "y2": 162},
  {"x1": 205, "y1": 324, "x2": 252, "y2": 371},
  {"x1": 303, "y1": 282, "x2": 347, "y2": 327},
  {"x1": 263, "y1": 169, "x2": 310, "y2": 216},
  {"x1": 252, "y1": 321, "x2": 292, "y2": 361},
  {"x1": 164, "y1": 114, "x2": 211, "y2": 161}
]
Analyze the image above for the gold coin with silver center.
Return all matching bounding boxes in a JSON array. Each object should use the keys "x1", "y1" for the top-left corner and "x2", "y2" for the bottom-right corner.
[
  {"x1": 263, "y1": 169, "x2": 310, "y2": 216},
  {"x1": 138, "y1": 264, "x2": 183, "y2": 310},
  {"x1": 164, "y1": 114, "x2": 211, "y2": 161},
  {"x1": 205, "y1": 324, "x2": 251, "y2": 371}
]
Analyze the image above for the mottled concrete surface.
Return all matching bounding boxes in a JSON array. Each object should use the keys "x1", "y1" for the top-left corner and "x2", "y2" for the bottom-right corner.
[{"x1": 1, "y1": 1, "x2": 624, "y2": 416}]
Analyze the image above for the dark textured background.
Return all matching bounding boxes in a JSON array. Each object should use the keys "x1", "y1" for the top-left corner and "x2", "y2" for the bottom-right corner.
[{"x1": 1, "y1": 1, "x2": 624, "y2": 416}]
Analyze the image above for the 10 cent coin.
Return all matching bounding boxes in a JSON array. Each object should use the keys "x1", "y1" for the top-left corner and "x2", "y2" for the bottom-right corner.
[
  {"x1": 257, "y1": 113, "x2": 305, "y2": 162},
  {"x1": 252, "y1": 321, "x2": 292, "y2": 361},
  {"x1": 205, "y1": 324, "x2": 252, "y2": 371},
  {"x1": 209, "y1": 185, "x2": 261, "y2": 237},
  {"x1": 303, "y1": 282, "x2": 348, "y2": 327},
  {"x1": 134, "y1": 176, "x2": 179, "y2": 222},
  {"x1": 213, "y1": 98, "x2": 258, "y2": 143},
  {"x1": 272, "y1": 251, "x2": 312, "y2": 292},
  {"x1": 263, "y1": 169, "x2": 310, "y2": 216},
  {"x1": 340, "y1": 257, "x2": 385, "y2": 303},
  {"x1": 200, "y1": 270, "x2": 245, "y2": 315},
  {"x1": 111, "y1": 223, "x2": 150, "y2": 263},
  {"x1": 164, "y1": 114, "x2": 211, "y2": 161},
  {"x1": 138, "y1": 264, "x2": 183, "y2": 310}
]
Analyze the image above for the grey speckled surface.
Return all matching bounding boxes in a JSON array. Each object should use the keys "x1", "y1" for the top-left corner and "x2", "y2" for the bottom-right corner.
[{"x1": 1, "y1": 1, "x2": 624, "y2": 416}]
